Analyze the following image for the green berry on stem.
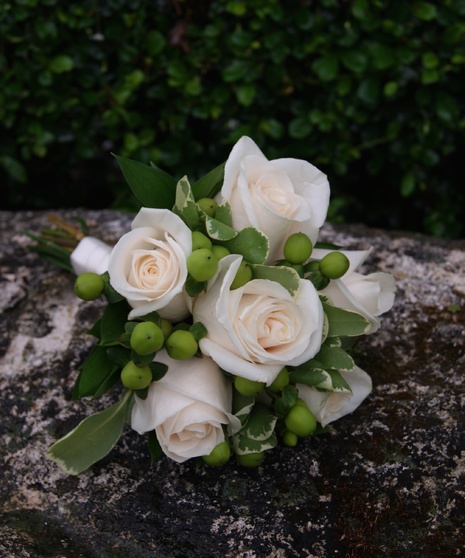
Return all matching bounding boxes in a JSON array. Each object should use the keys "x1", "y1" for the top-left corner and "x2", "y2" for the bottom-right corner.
[
  {"x1": 230, "y1": 260, "x2": 253, "y2": 290},
  {"x1": 283, "y1": 233, "x2": 313, "y2": 264},
  {"x1": 120, "y1": 361, "x2": 152, "y2": 390},
  {"x1": 202, "y1": 441, "x2": 231, "y2": 466},
  {"x1": 197, "y1": 197, "x2": 218, "y2": 217},
  {"x1": 73, "y1": 272, "x2": 105, "y2": 301},
  {"x1": 187, "y1": 248, "x2": 218, "y2": 282},
  {"x1": 284, "y1": 404, "x2": 317, "y2": 437},
  {"x1": 282, "y1": 430, "x2": 299, "y2": 447},
  {"x1": 211, "y1": 245, "x2": 230, "y2": 260},
  {"x1": 130, "y1": 321, "x2": 164, "y2": 356},
  {"x1": 159, "y1": 318, "x2": 173, "y2": 340},
  {"x1": 236, "y1": 452, "x2": 265, "y2": 468},
  {"x1": 192, "y1": 231, "x2": 212, "y2": 251},
  {"x1": 166, "y1": 329, "x2": 198, "y2": 360},
  {"x1": 269, "y1": 367, "x2": 290, "y2": 392},
  {"x1": 234, "y1": 376, "x2": 265, "y2": 397},
  {"x1": 319, "y1": 251, "x2": 350, "y2": 279}
]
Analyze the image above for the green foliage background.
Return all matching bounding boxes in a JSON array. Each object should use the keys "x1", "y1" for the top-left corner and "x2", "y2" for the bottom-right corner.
[{"x1": 1, "y1": 0, "x2": 464, "y2": 237}]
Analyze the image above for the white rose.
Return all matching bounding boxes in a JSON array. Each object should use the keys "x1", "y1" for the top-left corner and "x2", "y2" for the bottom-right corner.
[
  {"x1": 107, "y1": 207, "x2": 192, "y2": 321},
  {"x1": 70, "y1": 237, "x2": 113, "y2": 276},
  {"x1": 192, "y1": 255, "x2": 324, "y2": 385},
  {"x1": 297, "y1": 366, "x2": 372, "y2": 427},
  {"x1": 131, "y1": 350, "x2": 241, "y2": 463},
  {"x1": 314, "y1": 247, "x2": 396, "y2": 333},
  {"x1": 217, "y1": 136, "x2": 330, "y2": 263}
]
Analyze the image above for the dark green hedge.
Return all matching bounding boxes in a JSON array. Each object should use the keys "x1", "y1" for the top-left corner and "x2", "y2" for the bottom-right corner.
[{"x1": 1, "y1": 0, "x2": 464, "y2": 237}]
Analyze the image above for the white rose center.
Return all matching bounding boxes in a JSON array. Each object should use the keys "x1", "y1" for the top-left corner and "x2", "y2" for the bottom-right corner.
[
  {"x1": 235, "y1": 294, "x2": 300, "y2": 359},
  {"x1": 252, "y1": 170, "x2": 302, "y2": 218},
  {"x1": 128, "y1": 236, "x2": 179, "y2": 293}
]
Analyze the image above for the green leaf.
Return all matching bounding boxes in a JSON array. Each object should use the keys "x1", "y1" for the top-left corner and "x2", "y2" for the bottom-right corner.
[
  {"x1": 289, "y1": 360, "x2": 328, "y2": 387},
  {"x1": 291, "y1": 362, "x2": 351, "y2": 392},
  {"x1": 185, "y1": 275, "x2": 207, "y2": 297},
  {"x1": 205, "y1": 216, "x2": 237, "y2": 241},
  {"x1": 250, "y1": 264, "x2": 301, "y2": 297},
  {"x1": 281, "y1": 384, "x2": 299, "y2": 408},
  {"x1": 149, "y1": 361, "x2": 169, "y2": 381},
  {"x1": 233, "y1": 431, "x2": 277, "y2": 455},
  {"x1": 214, "y1": 202, "x2": 233, "y2": 228},
  {"x1": 101, "y1": 273, "x2": 125, "y2": 304},
  {"x1": 147, "y1": 430, "x2": 163, "y2": 463},
  {"x1": 99, "y1": 300, "x2": 131, "y2": 346},
  {"x1": 173, "y1": 176, "x2": 200, "y2": 229},
  {"x1": 289, "y1": 117, "x2": 312, "y2": 139},
  {"x1": 312, "y1": 55, "x2": 339, "y2": 81},
  {"x1": 243, "y1": 403, "x2": 278, "y2": 441},
  {"x1": 223, "y1": 227, "x2": 269, "y2": 264},
  {"x1": 401, "y1": 172, "x2": 416, "y2": 197},
  {"x1": 341, "y1": 50, "x2": 368, "y2": 73},
  {"x1": 189, "y1": 321, "x2": 207, "y2": 341},
  {"x1": 236, "y1": 83, "x2": 256, "y2": 106},
  {"x1": 412, "y1": 2, "x2": 437, "y2": 21},
  {"x1": 191, "y1": 162, "x2": 225, "y2": 200},
  {"x1": 113, "y1": 154, "x2": 176, "y2": 209},
  {"x1": 232, "y1": 390, "x2": 255, "y2": 427},
  {"x1": 49, "y1": 55, "x2": 74, "y2": 73},
  {"x1": 72, "y1": 345, "x2": 121, "y2": 399},
  {"x1": 324, "y1": 369, "x2": 352, "y2": 392},
  {"x1": 314, "y1": 343, "x2": 355, "y2": 372},
  {"x1": 46, "y1": 391, "x2": 133, "y2": 475},
  {"x1": 322, "y1": 301, "x2": 370, "y2": 337},
  {"x1": 357, "y1": 77, "x2": 380, "y2": 104}
]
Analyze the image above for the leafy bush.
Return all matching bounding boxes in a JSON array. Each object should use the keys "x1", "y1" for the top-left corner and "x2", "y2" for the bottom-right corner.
[{"x1": 1, "y1": 0, "x2": 464, "y2": 237}]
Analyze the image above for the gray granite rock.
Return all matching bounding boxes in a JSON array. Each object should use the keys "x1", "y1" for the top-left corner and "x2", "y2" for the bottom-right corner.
[{"x1": 1, "y1": 210, "x2": 464, "y2": 558}]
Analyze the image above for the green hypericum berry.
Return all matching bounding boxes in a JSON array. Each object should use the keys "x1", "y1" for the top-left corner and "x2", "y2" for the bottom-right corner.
[
  {"x1": 230, "y1": 260, "x2": 253, "y2": 290},
  {"x1": 159, "y1": 318, "x2": 173, "y2": 340},
  {"x1": 282, "y1": 430, "x2": 299, "y2": 447},
  {"x1": 295, "y1": 397, "x2": 308, "y2": 407},
  {"x1": 130, "y1": 321, "x2": 164, "y2": 356},
  {"x1": 284, "y1": 404, "x2": 317, "y2": 437},
  {"x1": 187, "y1": 248, "x2": 219, "y2": 282},
  {"x1": 268, "y1": 367, "x2": 290, "y2": 392},
  {"x1": 73, "y1": 272, "x2": 105, "y2": 301},
  {"x1": 283, "y1": 233, "x2": 313, "y2": 264},
  {"x1": 319, "y1": 251, "x2": 350, "y2": 279},
  {"x1": 192, "y1": 231, "x2": 213, "y2": 251},
  {"x1": 166, "y1": 329, "x2": 198, "y2": 360},
  {"x1": 236, "y1": 452, "x2": 265, "y2": 468},
  {"x1": 120, "y1": 361, "x2": 152, "y2": 390},
  {"x1": 202, "y1": 441, "x2": 231, "y2": 466},
  {"x1": 211, "y1": 245, "x2": 230, "y2": 260},
  {"x1": 197, "y1": 197, "x2": 218, "y2": 217},
  {"x1": 234, "y1": 376, "x2": 265, "y2": 397}
]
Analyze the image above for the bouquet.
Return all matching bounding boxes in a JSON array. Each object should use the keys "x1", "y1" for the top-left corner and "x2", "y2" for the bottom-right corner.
[{"x1": 29, "y1": 136, "x2": 396, "y2": 474}]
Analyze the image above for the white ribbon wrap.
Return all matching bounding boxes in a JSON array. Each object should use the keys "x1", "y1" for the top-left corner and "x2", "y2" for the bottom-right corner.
[{"x1": 70, "y1": 237, "x2": 113, "y2": 276}]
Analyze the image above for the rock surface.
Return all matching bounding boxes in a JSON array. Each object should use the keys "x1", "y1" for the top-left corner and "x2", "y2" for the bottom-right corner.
[{"x1": 1, "y1": 209, "x2": 464, "y2": 558}]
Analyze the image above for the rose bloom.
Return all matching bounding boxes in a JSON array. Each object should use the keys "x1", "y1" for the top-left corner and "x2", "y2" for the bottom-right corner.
[
  {"x1": 216, "y1": 136, "x2": 330, "y2": 263},
  {"x1": 297, "y1": 366, "x2": 372, "y2": 427},
  {"x1": 192, "y1": 255, "x2": 324, "y2": 385},
  {"x1": 314, "y1": 247, "x2": 396, "y2": 333},
  {"x1": 107, "y1": 208, "x2": 192, "y2": 321},
  {"x1": 131, "y1": 350, "x2": 241, "y2": 463}
]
